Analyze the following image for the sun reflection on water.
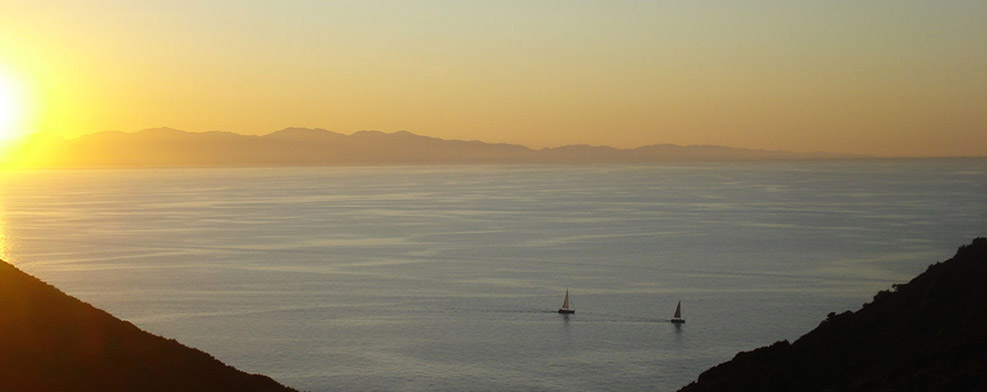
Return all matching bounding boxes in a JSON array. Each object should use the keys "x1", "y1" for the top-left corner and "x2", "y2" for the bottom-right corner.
[
  {"x1": 0, "y1": 187, "x2": 13, "y2": 263},
  {"x1": 0, "y1": 208, "x2": 8, "y2": 262}
]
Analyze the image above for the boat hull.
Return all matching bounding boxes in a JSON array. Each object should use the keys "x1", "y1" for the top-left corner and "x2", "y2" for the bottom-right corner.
[
  {"x1": 670, "y1": 318, "x2": 685, "y2": 324},
  {"x1": 558, "y1": 309, "x2": 575, "y2": 314}
]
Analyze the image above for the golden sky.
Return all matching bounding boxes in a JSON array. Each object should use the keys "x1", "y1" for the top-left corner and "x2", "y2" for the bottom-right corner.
[{"x1": 1, "y1": 1, "x2": 984, "y2": 156}]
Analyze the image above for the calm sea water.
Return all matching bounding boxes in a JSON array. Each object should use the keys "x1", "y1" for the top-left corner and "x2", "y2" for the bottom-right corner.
[{"x1": 1, "y1": 160, "x2": 985, "y2": 391}]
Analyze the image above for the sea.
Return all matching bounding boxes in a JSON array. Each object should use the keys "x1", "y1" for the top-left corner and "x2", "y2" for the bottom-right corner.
[{"x1": 0, "y1": 159, "x2": 984, "y2": 391}]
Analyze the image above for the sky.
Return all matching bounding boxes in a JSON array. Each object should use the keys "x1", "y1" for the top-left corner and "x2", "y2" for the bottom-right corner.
[{"x1": 0, "y1": 0, "x2": 985, "y2": 156}]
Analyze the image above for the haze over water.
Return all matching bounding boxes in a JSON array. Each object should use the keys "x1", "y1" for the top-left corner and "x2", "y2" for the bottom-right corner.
[{"x1": 1, "y1": 159, "x2": 984, "y2": 391}]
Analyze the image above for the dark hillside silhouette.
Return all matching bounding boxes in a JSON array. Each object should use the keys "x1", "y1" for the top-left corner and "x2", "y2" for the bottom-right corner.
[
  {"x1": 23, "y1": 127, "x2": 857, "y2": 168},
  {"x1": 0, "y1": 260, "x2": 298, "y2": 392},
  {"x1": 679, "y1": 238, "x2": 987, "y2": 392}
]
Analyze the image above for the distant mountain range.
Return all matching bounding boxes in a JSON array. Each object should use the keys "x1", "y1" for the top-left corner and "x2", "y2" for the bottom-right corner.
[{"x1": 21, "y1": 127, "x2": 861, "y2": 168}]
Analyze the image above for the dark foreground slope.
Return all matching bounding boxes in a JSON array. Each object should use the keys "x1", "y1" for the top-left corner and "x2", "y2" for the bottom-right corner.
[
  {"x1": 0, "y1": 261, "x2": 297, "y2": 392},
  {"x1": 680, "y1": 238, "x2": 987, "y2": 392}
]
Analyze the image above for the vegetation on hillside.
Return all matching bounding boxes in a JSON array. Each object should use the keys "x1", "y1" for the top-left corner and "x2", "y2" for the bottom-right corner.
[
  {"x1": 679, "y1": 238, "x2": 987, "y2": 391},
  {"x1": 0, "y1": 261, "x2": 298, "y2": 392}
]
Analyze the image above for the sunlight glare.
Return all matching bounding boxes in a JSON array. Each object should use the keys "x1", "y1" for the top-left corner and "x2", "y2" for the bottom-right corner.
[{"x1": 0, "y1": 71, "x2": 27, "y2": 143}]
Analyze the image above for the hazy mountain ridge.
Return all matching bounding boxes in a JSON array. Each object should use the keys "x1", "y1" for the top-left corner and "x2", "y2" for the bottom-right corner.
[
  {"x1": 23, "y1": 127, "x2": 858, "y2": 168},
  {"x1": 0, "y1": 260, "x2": 298, "y2": 392},
  {"x1": 679, "y1": 238, "x2": 987, "y2": 392}
]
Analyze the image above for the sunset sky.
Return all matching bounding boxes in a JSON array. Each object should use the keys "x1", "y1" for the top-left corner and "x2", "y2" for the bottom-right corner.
[{"x1": 0, "y1": 1, "x2": 984, "y2": 156}]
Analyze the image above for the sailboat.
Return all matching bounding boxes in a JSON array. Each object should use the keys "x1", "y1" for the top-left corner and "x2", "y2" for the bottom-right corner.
[
  {"x1": 670, "y1": 301, "x2": 685, "y2": 324},
  {"x1": 558, "y1": 289, "x2": 575, "y2": 314}
]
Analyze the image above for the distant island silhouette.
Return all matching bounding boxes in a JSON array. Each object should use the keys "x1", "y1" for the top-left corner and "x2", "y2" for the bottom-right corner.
[
  {"x1": 679, "y1": 238, "x2": 987, "y2": 392},
  {"x1": 0, "y1": 260, "x2": 298, "y2": 392},
  {"x1": 18, "y1": 127, "x2": 861, "y2": 168}
]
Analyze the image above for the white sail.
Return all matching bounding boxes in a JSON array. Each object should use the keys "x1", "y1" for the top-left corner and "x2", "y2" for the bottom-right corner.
[
  {"x1": 671, "y1": 301, "x2": 685, "y2": 323},
  {"x1": 558, "y1": 289, "x2": 575, "y2": 313}
]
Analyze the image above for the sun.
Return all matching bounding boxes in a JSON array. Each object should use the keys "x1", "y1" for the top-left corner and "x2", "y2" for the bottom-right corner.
[
  {"x1": 0, "y1": 64, "x2": 37, "y2": 148},
  {"x1": 0, "y1": 76, "x2": 23, "y2": 142},
  {"x1": 0, "y1": 64, "x2": 42, "y2": 167}
]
